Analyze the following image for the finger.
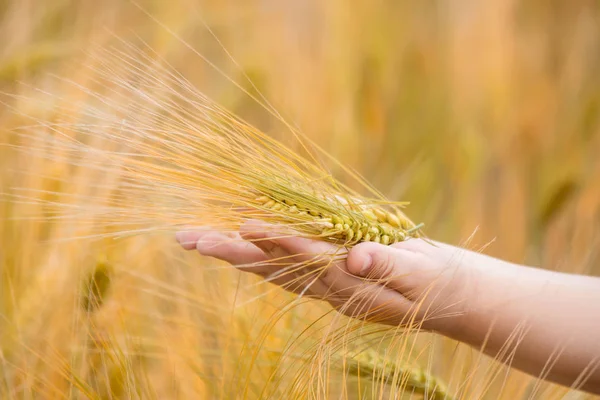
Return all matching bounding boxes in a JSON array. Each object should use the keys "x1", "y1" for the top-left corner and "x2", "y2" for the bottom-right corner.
[
  {"x1": 177, "y1": 228, "x2": 346, "y2": 298},
  {"x1": 240, "y1": 220, "x2": 339, "y2": 260},
  {"x1": 176, "y1": 230, "x2": 206, "y2": 250},
  {"x1": 347, "y1": 242, "x2": 440, "y2": 295},
  {"x1": 194, "y1": 232, "x2": 268, "y2": 265},
  {"x1": 193, "y1": 230, "x2": 330, "y2": 294},
  {"x1": 239, "y1": 220, "x2": 341, "y2": 280},
  {"x1": 240, "y1": 220, "x2": 362, "y2": 296},
  {"x1": 195, "y1": 231, "x2": 316, "y2": 291}
]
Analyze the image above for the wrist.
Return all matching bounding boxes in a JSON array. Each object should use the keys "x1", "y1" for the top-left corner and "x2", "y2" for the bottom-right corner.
[
  {"x1": 424, "y1": 248, "x2": 486, "y2": 339},
  {"x1": 421, "y1": 252, "x2": 482, "y2": 336}
]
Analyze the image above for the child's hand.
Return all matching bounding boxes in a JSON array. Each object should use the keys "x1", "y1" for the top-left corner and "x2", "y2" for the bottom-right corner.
[
  {"x1": 176, "y1": 221, "x2": 600, "y2": 394},
  {"x1": 176, "y1": 220, "x2": 471, "y2": 332}
]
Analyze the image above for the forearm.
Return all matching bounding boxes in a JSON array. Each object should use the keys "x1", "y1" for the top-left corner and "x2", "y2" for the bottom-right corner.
[{"x1": 441, "y1": 252, "x2": 600, "y2": 393}]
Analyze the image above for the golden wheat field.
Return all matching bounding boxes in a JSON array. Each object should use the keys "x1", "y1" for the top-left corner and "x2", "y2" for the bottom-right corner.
[{"x1": 1, "y1": 1, "x2": 600, "y2": 399}]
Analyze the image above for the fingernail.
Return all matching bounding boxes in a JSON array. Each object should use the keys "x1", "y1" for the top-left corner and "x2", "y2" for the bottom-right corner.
[
  {"x1": 175, "y1": 231, "x2": 186, "y2": 244},
  {"x1": 359, "y1": 254, "x2": 372, "y2": 275},
  {"x1": 176, "y1": 231, "x2": 203, "y2": 250}
]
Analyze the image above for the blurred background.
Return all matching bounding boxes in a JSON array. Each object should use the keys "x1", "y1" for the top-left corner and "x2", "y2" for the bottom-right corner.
[{"x1": 1, "y1": 0, "x2": 599, "y2": 399}]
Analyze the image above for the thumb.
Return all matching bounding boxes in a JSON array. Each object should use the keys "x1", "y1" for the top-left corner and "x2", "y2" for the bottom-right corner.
[{"x1": 347, "y1": 242, "x2": 426, "y2": 293}]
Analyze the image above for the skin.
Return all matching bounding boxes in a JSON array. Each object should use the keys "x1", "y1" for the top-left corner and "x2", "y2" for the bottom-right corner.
[{"x1": 176, "y1": 221, "x2": 600, "y2": 394}]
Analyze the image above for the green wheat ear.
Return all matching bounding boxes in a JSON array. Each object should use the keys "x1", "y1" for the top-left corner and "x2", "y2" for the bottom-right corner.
[{"x1": 346, "y1": 349, "x2": 455, "y2": 400}]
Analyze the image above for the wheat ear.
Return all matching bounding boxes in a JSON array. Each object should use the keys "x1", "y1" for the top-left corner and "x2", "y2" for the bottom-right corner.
[{"x1": 346, "y1": 349, "x2": 455, "y2": 400}]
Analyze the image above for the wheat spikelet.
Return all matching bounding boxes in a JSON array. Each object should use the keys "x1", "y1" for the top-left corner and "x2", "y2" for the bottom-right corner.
[{"x1": 346, "y1": 349, "x2": 455, "y2": 400}]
